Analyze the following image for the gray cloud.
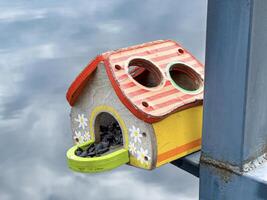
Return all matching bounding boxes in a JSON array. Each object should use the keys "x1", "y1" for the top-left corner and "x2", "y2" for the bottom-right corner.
[{"x1": 0, "y1": 0, "x2": 206, "y2": 199}]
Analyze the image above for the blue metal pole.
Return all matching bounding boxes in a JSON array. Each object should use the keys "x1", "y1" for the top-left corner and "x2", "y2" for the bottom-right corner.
[{"x1": 200, "y1": 0, "x2": 267, "y2": 199}]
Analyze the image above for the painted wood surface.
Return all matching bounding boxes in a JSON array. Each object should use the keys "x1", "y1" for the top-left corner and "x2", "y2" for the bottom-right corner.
[
  {"x1": 66, "y1": 40, "x2": 204, "y2": 123},
  {"x1": 153, "y1": 105, "x2": 202, "y2": 166}
]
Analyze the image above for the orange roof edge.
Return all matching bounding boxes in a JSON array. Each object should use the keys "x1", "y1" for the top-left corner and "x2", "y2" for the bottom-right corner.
[{"x1": 66, "y1": 55, "x2": 104, "y2": 106}]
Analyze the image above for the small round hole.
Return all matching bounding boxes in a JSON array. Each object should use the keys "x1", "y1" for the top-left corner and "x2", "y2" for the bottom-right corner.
[
  {"x1": 178, "y1": 48, "x2": 184, "y2": 54},
  {"x1": 75, "y1": 138, "x2": 79, "y2": 142},
  {"x1": 144, "y1": 156, "x2": 148, "y2": 161},
  {"x1": 115, "y1": 65, "x2": 121, "y2": 70},
  {"x1": 142, "y1": 101, "x2": 149, "y2": 107},
  {"x1": 128, "y1": 58, "x2": 163, "y2": 88},
  {"x1": 168, "y1": 63, "x2": 203, "y2": 94},
  {"x1": 142, "y1": 132, "x2": 147, "y2": 137}
]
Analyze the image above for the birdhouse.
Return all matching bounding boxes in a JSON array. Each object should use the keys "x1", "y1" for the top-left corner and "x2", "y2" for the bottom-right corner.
[{"x1": 66, "y1": 40, "x2": 204, "y2": 173}]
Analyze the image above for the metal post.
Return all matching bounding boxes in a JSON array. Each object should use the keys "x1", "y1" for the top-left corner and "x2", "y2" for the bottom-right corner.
[{"x1": 200, "y1": 0, "x2": 267, "y2": 199}]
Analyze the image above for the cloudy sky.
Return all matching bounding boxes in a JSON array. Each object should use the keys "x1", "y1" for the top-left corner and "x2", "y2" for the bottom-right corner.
[{"x1": 0, "y1": 1, "x2": 207, "y2": 199}]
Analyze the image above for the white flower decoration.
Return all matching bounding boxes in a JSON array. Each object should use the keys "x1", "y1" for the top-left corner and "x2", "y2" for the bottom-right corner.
[
  {"x1": 128, "y1": 142, "x2": 137, "y2": 155},
  {"x1": 84, "y1": 131, "x2": 91, "y2": 141},
  {"x1": 129, "y1": 126, "x2": 142, "y2": 143},
  {"x1": 74, "y1": 114, "x2": 88, "y2": 130},
  {"x1": 137, "y1": 147, "x2": 151, "y2": 164},
  {"x1": 78, "y1": 136, "x2": 85, "y2": 144},
  {"x1": 73, "y1": 131, "x2": 85, "y2": 144}
]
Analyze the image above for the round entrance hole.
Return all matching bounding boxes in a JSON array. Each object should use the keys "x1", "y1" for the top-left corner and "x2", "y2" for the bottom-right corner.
[
  {"x1": 94, "y1": 112, "x2": 123, "y2": 147},
  {"x1": 168, "y1": 63, "x2": 203, "y2": 94},
  {"x1": 127, "y1": 58, "x2": 164, "y2": 89}
]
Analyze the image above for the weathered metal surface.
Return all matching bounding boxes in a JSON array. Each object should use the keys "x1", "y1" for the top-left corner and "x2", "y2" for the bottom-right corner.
[
  {"x1": 203, "y1": 0, "x2": 258, "y2": 167},
  {"x1": 202, "y1": 0, "x2": 267, "y2": 169},
  {"x1": 246, "y1": 160, "x2": 267, "y2": 185},
  {"x1": 200, "y1": 163, "x2": 267, "y2": 200},
  {"x1": 199, "y1": 0, "x2": 267, "y2": 199},
  {"x1": 171, "y1": 151, "x2": 200, "y2": 177}
]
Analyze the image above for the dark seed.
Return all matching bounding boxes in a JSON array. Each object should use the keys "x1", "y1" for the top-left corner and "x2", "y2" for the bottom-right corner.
[
  {"x1": 107, "y1": 124, "x2": 114, "y2": 131},
  {"x1": 75, "y1": 147, "x2": 84, "y2": 156},
  {"x1": 80, "y1": 151, "x2": 88, "y2": 157},
  {"x1": 87, "y1": 151, "x2": 96, "y2": 157},
  {"x1": 97, "y1": 147, "x2": 109, "y2": 155},
  {"x1": 75, "y1": 120, "x2": 124, "y2": 158},
  {"x1": 102, "y1": 141, "x2": 109, "y2": 148},
  {"x1": 100, "y1": 125, "x2": 108, "y2": 132}
]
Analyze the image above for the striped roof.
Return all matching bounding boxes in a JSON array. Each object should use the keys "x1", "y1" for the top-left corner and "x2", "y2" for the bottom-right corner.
[{"x1": 67, "y1": 40, "x2": 204, "y2": 123}]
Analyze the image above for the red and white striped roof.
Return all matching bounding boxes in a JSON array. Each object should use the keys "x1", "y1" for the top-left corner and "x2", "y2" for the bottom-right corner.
[{"x1": 67, "y1": 40, "x2": 204, "y2": 123}]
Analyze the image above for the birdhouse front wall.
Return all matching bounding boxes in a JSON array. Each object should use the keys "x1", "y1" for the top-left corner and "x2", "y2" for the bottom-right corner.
[{"x1": 70, "y1": 63, "x2": 157, "y2": 170}]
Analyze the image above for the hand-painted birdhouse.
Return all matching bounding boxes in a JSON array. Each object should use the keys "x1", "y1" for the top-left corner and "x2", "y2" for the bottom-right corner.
[{"x1": 66, "y1": 40, "x2": 204, "y2": 173}]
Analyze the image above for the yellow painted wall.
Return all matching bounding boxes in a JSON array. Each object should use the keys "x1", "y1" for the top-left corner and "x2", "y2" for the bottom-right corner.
[{"x1": 152, "y1": 106, "x2": 203, "y2": 167}]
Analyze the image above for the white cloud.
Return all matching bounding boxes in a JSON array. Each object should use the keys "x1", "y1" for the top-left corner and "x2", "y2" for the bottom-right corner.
[
  {"x1": 0, "y1": 8, "x2": 47, "y2": 22},
  {"x1": 0, "y1": 162, "x2": 197, "y2": 200},
  {"x1": 97, "y1": 22, "x2": 123, "y2": 33}
]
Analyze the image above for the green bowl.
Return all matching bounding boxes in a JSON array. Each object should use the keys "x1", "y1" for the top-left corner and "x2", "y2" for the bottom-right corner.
[{"x1": 66, "y1": 141, "x2": 129, "y2": 173}]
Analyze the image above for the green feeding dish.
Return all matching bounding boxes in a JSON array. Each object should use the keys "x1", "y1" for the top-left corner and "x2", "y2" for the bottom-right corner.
[{"x1": 66, "y1": 141, "x2": 129, "y2": 173}]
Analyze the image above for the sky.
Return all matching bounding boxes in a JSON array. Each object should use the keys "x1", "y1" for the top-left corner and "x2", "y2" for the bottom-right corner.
[{"x1": 0, "y1": 0, "x2": 207, "y2": 199}]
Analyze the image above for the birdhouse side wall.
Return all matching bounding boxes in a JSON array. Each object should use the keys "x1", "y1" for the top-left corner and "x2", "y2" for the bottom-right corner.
[{"x1": 152, "y1": 106, "x2": 203, "y2": 167}]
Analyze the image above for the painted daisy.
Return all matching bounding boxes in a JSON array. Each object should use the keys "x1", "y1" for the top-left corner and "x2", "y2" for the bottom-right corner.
[
  {"x1": 137, "y1": 147, "x2": 151, "y2": 165},
  {"x1": 129, "y1": 125, "x2": 142, "y2": 143},
  {"x1": 74, "y1": 114, "x2": 88, "y2": 130},
  {"x1": 128, "y1": 142, "x2": 137, "y2": 155},
  {"x1": 84, "y1": 131, "x2": 91, "y2": 141},
  {"x1": 73, "y1": 131, "x2": 84, "y2": 144}
]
